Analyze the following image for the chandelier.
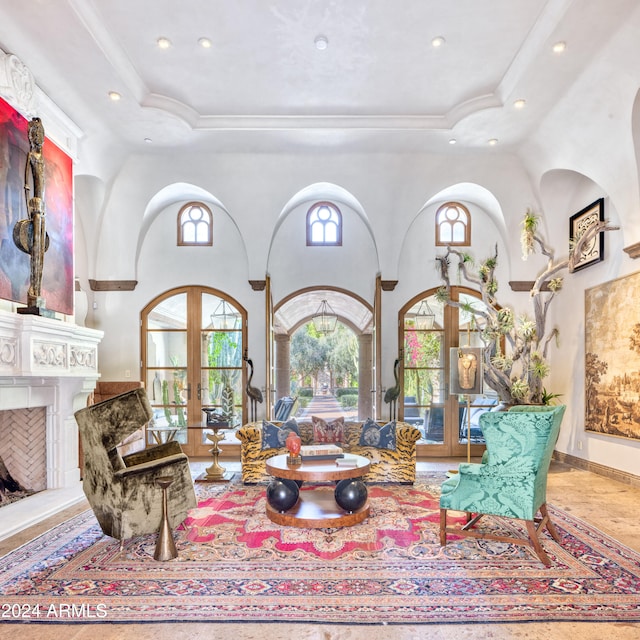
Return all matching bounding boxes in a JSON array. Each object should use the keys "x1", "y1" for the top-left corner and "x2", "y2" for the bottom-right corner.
[
  {"x1": 414, "y1": 299, "x2": 435, "y2": 330},
  {"x1": 312, "y1": 299, "x2": 338, "y2": 334},
  {"x1": 210, "y1": 299, "x2": 239, "y2": 330}
]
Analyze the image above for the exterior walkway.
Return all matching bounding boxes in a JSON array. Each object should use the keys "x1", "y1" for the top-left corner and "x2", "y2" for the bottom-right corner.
[{"x1": 297, "y1": 393, "x2": 358, "y2": 421}]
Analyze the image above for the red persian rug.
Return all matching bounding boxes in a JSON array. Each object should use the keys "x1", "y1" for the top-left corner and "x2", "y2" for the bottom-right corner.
[{"x1": 1, "y1": 477, "x2": 640, "y2": 624}]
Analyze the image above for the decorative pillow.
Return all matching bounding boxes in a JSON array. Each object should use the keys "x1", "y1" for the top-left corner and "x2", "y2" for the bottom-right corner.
[
  {"x1": 261, "y1": 418, "x2": 300, "y2": 450},
  {"x1": 311, "y1": 415, "x2": 345, "y2": 444},
  {"x1": 358, "y1": 418, "x2": 397, "y2": 450}
]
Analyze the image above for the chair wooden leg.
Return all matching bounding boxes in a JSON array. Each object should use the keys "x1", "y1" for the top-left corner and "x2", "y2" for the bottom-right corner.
[
  {"x1": 539, "y1": 503, "x2": 561, "y2": 543},
  {"x1": 462, "y1": 513, "x2": 484, "y2": 531},
  {"x1": 439, "y1": 508, "x2": 447, "y2": 546},
  {"x1": 525, "y1": 520, "x2": 552, "y2": 566}
]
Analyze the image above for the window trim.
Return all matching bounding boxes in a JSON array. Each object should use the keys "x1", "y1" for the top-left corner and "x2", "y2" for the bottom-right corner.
[
  {"x1": 435, "y1": 201, "x2": 471, "y2": 247},
  {"x1": 177, "y1": 201, "x2": 213, "y2": 247},
  {"x1": 306, "y1": 201, "x2": 343, "y2": 246}
]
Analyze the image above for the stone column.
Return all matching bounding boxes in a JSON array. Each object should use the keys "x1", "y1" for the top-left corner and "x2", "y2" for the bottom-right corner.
[
  {"x1": 358, "y1": 333, "x2": 373, "y2": 420},
  {"x1": 274, "y1": 333, "x2": 291, "y2": 401}
]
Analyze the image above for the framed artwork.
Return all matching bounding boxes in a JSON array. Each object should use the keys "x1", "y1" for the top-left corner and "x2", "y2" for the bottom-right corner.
[
  {"x1": 585, "y1": 271, "x2": 640, "y2": 441},
  {"x1": 0, "y1": 96, "x2": 73, "y2": 315},
  {"x1": 449, "y1": 347, "x2": 483, "y2": 396},
  {"x1": 569, "y1": 197, "x2": 604, "y2": 272}
]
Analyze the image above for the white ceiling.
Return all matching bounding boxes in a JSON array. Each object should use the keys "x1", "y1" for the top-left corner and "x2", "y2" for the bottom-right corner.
[
  {"x1": 0, "y1": 1, "x2": 637, "y2": 333},
  {"x1": 0, "y1": 0, "x2": 636, "y2": 165}
]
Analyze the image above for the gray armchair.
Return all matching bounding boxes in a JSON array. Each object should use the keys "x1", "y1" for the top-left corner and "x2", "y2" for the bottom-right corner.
[{"x1": 74, "y1": 388, "x2": 197, "y2": 541}]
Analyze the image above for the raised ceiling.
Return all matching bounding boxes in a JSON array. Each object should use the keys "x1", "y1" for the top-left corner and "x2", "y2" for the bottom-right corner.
[{"x1": 0, "y1": 0, "x2": 635, "y2": 168}]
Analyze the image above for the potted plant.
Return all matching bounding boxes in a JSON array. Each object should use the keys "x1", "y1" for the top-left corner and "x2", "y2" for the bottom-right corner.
[{"x1": 436, "y1": 209, "x2": 617, "y2": 406}]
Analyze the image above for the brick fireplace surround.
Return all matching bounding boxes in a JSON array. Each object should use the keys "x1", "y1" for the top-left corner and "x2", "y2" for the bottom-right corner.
[{"x1": 0, "y1": 309, "x2": 102, "y2": 541}]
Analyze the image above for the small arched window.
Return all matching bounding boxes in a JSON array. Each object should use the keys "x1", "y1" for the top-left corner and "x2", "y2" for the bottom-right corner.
[
  {"x1": 177, "y1": 202, "x2": 213, "y2": 246},
  {"x1": 435, "y1": 202, "x2": 471, "y2": 246},
  {"x1": 306, "y1": 201, "x2": 342, "y2": 246}
]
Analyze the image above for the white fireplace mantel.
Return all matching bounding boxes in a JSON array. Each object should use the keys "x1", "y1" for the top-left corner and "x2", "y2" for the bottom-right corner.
[{"x1": 0, "y1": 309, "x2": 103, "y2": 541}]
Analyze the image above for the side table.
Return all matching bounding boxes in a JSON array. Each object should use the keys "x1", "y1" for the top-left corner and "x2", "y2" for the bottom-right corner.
[{"x1": 189, "y1": 418, "x2": 233, "y2": 483}]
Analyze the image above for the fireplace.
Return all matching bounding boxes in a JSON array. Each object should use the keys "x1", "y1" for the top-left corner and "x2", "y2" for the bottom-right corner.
[
  {"x1": 0, "y1": 407, "x2": 47, "y2": 502},
  {"x1": 0, "y1": 309, "x2": 103, "y2": 540}
]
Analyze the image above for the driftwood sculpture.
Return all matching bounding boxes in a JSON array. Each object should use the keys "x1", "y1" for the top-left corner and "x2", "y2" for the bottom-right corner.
[{"x1": 436, "y1": 210, "x2": 618, "y2": 405}]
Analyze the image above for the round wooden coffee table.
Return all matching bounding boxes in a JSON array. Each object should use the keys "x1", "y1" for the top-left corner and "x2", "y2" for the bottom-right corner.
[{"x1": 265, "y1": 453, "x2": 371, "y2": 528}]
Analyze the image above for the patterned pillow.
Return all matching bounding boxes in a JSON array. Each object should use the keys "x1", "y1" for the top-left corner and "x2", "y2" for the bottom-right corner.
[
  {"x1": 261, "y1": 418, "x2": 300, "y2": 450},
  {"x1": 311, "y1": 415, "x2": 345, "y2": 444},
  {"x1": 358, "y1": 418, "x2": 397, "y2": 450}
]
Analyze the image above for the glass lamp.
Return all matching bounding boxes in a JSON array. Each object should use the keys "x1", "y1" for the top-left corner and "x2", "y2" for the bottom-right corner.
[
  {"x1": 312, "y1": 299, "x2": 338, "y2": 334},
  {"x1": 210, "y1": 300, "x2": 239, "y2": 330},
  {"x1": 414, "y1": 300, "x2": 435, "y2": 330}
]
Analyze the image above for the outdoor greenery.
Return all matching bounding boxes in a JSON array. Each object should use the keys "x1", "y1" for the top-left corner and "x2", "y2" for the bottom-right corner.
[
  {"x1": 403, "y1": 320, "x2": 441, "y2": 406},
  {"x1": 206, "y1": 327, "x2": 242, "y2": 425},
  {"x1": 290, "y1": 322, "x2": 358, "y2": 394},
  {"x1": 339, "y1": 394, "x2": 358, "y2": 409},
  {"x1": 436, "y1": 209, "x2": 617, "y2": 405}
]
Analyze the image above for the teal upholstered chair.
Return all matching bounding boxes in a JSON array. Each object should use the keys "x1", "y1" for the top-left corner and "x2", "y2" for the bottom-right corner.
[{"x1": 439, "y1": 405, "x2": 565, "y2": 565}]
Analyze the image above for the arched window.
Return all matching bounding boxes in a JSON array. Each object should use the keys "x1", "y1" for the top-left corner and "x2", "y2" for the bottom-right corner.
[
  {"x1": 177, "y1": 202, "x2": 213, "y2": 246},
  {"x1": 306, "y1": 201, "x2": 342, "y2": 246},
  {"x1": 435, "y1": 202, "x2": 471, "y2": 246}
]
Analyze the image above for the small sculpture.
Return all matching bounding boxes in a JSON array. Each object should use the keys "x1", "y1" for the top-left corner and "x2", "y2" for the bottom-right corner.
[
  {"x1": 244, "y1": 354, "x2": 263, "y2": 421},
  {"x1": 285, "y1": 431, "x2": 302, "y2": 465},
  {"x1": 383, "y1": 358, "x2": 401, "y2": 420}
]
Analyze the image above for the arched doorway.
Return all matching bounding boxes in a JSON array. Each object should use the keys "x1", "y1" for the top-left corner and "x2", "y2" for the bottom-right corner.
[
  {"x1": 272, "y1": 287, "x2": 374, "y2": 421},
  {"x1": 399, "y1": 287, "x2": 496, "y2": 457},
  {"x1": 141, "y1": 285, "x2": 247, "y2": 457}
]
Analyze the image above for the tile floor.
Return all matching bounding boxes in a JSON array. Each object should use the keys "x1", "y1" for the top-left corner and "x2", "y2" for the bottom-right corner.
[{"x1": 0, "y1": 460, "x2": 639, "y2": 639}]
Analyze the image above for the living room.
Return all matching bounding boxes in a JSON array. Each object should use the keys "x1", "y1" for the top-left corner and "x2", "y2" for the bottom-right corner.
[{"x1": 1, "y1": 1, "x2": 640, "y2": 637}]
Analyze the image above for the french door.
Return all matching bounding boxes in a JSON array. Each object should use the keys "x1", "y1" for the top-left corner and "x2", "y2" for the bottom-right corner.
[
  {"x1": 141, "y1": 286, "x2": 247, "y2": 457},
  {"x1": 399, "y1": 287, "x2": 495, "y2": 457}
]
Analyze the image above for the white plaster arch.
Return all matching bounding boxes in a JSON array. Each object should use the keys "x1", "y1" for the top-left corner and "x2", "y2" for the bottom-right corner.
[
  {"x1": 134, "y1": 182, "x2": 249, "y2": 278},
  {"x1": 399, "y1": 182, "x2": 510, "y2": 276},
  {"x1": 266, "y1": 182, "x2": 380, "y2": 273}
]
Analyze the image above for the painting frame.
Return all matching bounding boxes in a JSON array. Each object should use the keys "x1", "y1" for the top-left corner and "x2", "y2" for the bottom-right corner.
[
  {"x1": 585, "y1": 271, "x2": 640, "y2": 441},
  {"x1": 569, "y1": 197, "x2": 604, "y2": 272}
]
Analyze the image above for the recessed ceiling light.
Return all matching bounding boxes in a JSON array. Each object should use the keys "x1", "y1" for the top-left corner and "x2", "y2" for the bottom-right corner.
[
  {"x1": 314, "y1": 35, "x2": 328, "y2": 50},
  {"x1": 431, "y1": 36, "x2": 446, "y2": 48},
  {"x1": 552, "y1": 41, "x2": 566, "y2": 54},
  {"x1": 108, "y1": 91, "x2": 121, "y2": 101},
  {"x1": 198, "y1": 37, "x2": 212, "y2": 49},
  {"x1": 144, "y1": 137, "x2": 153, "y2": 144},
  {"x1": 488, "y1": 138, "x2": 498, "y2": 146},
  {"x1": 449, "y1": 138, "x2": 457, "y2": 145},
  {"x1": 513, "y1": 99, "x2": 526, "y2": 109},
  {"x1": 157, "y1": 37, "x2": 172, "y2": 49}
]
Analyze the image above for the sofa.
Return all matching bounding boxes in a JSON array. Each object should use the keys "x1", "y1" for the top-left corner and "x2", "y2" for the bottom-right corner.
[{"x1": 235, "y1": 419, "x2": 422, "y2": 484}]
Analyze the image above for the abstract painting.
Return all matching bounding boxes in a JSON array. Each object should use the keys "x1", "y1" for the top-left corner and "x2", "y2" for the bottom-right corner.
[
  {"x1": 585, "y1": 271, "x2": 640, "y2": 440},
  {"x1": 0, "y1": 96, "x2": 73, "y2": 315}
]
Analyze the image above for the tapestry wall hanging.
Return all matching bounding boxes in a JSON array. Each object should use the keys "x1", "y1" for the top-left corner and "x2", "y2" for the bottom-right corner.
[
  {"x1": 0, "y1": 95, "x2": 73, "y2": 315},
  {"x1": 585, "y1": 270, "x2": 640, "y2": 440}
]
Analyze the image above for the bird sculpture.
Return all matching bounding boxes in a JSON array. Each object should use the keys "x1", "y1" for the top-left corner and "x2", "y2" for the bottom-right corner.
[
  {"x1": 383, "y1": 358, "x2": 401, "y2": 421},
  {"x1": 244, "y1": 355, "x2": 263, "y2": 421}
]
